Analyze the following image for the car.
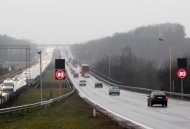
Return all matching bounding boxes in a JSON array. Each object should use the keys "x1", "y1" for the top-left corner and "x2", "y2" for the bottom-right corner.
[
  {"x1": 73, "y1": 64, "x2": 77, "y2": 68},
  {"x1": 147, "y1": 91, "x2": 168, "y2": 107},
  {"x1": 109, "y1": 86, "x2": 120, "y2": 95},
  {"x1": 14, "y1": 78, "x2": 19, "y2": 81},
  {"x1": 84, "y1": 73, "x2": 90, "y2": 78},
  {"x1": 95, "y1": 82, "x2": 103, "y2": 88},
  {"x1": 79, "y1": 80, "x2": 86, "y2": 86},
  {"x1": 73, "y1": 73, "x2": 79, "y2": 78}
]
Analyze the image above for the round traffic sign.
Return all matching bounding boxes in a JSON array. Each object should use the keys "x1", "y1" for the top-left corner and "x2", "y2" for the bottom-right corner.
[
  {"x1": 177, "y1": 68, "x2": 187, "y2": 79},
  {"x1": 55, "y1": 69, "x2": 65, "y2": 80}
]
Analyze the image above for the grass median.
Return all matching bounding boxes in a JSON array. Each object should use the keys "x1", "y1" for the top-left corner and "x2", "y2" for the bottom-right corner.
[{"x1": 14, "y1": 69, "x2": 72, "y2": 106}]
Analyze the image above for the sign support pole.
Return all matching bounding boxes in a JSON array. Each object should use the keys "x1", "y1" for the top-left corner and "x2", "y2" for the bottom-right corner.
[
  {"x1": 181, "y1": 79, "x2": 183, "y2": 99},
  {"x1": 177, "y1": 68, "x2": 187, "y2": 99},
  {"x1": 60, "y1": 80, "x2": 61, "y2": 96}
]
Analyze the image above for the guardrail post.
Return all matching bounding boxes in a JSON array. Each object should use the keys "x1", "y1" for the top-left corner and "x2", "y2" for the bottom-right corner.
[
  {"x1": 93, "y1": 108, "x2": 96, "y2": 117},
  {"x1": 10, "y1": 112, "x2": 12, "y2": 117},
  {"x1": 0, "y1": 98, "x2": 2, "y2": 109}
]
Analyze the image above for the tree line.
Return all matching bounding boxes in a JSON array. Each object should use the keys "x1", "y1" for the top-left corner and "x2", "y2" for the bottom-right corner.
[{"x1": 71, "y1": 23, "x2": 190, "y2": 93}]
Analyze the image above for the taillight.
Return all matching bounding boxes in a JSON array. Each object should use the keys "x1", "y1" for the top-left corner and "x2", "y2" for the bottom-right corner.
[
  {"x1": 164, "y1": 96, "x2": 168, "y2": 100},
  {"x1": 150, "y1": 96, "x2": 155, "y2": 99}
]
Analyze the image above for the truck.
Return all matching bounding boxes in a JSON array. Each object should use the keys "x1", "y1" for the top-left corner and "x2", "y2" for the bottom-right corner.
[
  {"x1": 81, "y1": 64, "x2": 90, "y2": 77},
  {"x1": 1, "y1": 79, "x2": 14, "y2": 97}
]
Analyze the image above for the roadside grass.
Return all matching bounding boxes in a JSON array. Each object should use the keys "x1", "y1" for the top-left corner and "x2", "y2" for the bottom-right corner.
[
  {"x1": 0, "y1": 69, "x2": 124, "y2": 129},
  {"x1": 0, "y1": 93, "x2": 124, "y2": 129},
  {"x1": 13, "y1": 88, "x2": 72, "y2": 106}
]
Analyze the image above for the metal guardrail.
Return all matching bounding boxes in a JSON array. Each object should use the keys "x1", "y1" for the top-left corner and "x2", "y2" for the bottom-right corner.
[
  {"x1": 90, "y1": 69, "x2": 123, "y2": 85},
  {"x1": 90, "y1": 71, "x2": 190, "y2": 98},
  {"x1": 0, "y1": 88, "x2": 75, "y2": 114}
]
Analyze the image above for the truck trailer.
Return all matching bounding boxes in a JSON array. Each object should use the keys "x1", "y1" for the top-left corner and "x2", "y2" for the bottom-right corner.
[{"x1": 81, "y1": 64, "x2": 90, "y2": 77}]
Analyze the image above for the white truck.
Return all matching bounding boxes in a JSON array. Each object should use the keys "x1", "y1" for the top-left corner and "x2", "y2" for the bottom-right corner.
[{"x1": 1, "y1": 79, "x2": 14, "y2": 96}]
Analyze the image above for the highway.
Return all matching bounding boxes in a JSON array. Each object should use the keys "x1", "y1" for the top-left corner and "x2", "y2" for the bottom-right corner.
[
  {"x1": 62, "y1": 47, "x2": 190, "y2": 129},
  {"x1": 1, "y1": 48, "x2": 54, "y2": 99}
]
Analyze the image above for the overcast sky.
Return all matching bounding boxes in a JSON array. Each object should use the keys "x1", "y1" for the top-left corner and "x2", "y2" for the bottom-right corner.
[{"x1": 0, "y1": 0, "x2": 189, "y2": 44}]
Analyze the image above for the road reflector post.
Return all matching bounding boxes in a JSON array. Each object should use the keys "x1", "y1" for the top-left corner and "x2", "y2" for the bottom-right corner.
[{"x1": 93, "y1": 108, "x2": 96, "y2": 117}]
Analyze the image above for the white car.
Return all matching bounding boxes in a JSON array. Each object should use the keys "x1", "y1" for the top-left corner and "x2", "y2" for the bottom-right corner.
[{"x1": 84, "y1": 73, "x2": 90, "y2": 78}]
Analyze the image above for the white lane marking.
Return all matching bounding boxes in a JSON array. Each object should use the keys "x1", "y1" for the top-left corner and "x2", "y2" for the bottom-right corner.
[{"x1": 160, "y1": 111, "x2": 167, "y2": 114}]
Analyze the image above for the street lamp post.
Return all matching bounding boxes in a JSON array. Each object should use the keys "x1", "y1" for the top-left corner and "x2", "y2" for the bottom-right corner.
[
  {"x1": 7, "y1": 49, "x2": 10, "y2": 71},
  {"x1": 159, "y1": 38, "x2": 172, "y2": 91},
  {"x1": 108, "y1": 56, "x2": 111, "y2": 77},
  {"x1": 37, "y1": 51, "x2": 42, "y2": 102},
  {"x1": 169, "y1": 45, "x2": 172, "y2": 92}
]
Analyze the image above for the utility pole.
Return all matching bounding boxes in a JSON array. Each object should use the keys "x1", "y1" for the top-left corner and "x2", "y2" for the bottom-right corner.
[
  {"x1": 37, "y1": 51, "x2": 42, "y2": 102},
  {"x1": 159, "y1": 38, "x2": 172, "y2": 91}
]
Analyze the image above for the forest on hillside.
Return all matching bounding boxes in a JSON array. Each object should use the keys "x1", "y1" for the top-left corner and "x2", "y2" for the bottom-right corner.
[{"x1": 71, "y1": 23, "x2": 190, "y2": 93}]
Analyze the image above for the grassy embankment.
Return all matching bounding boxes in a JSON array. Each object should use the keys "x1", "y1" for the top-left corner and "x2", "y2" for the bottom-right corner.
[{"x1": 0, "y1": 69, "x2": 124, "y2": 129}]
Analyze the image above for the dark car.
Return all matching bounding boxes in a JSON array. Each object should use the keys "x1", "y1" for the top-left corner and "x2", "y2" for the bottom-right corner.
[
  {"x1": 95, "y1": 82, "x2": 103, "y2": 88},
  {"x1": 147, "y1": 91, "x2": 168, "y2": 107}
]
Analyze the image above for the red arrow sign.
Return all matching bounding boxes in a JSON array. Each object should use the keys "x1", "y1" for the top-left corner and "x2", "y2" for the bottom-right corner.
[
  {"x1": 177, "y1": 68, "x2": 187, "y2": 79},
  {"x1": 55, "y1": 69, "x2": 65, "y2": 80}
]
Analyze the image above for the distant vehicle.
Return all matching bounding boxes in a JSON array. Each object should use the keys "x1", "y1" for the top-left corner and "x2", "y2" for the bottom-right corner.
[
  {"x1": 1, "y1": 79, "x2": 14, "y2": 96},
  {"x1": 73, "y1": 73, "x2": 79, "y2": 78},
  {"x1": 95, "y1": 82, "x2": 103, "y2": 88},
  {"x1": 72, "y1": 59, "x2": 77, "y2": 67},
  {"x1": 23, "y1": 71, "x2": 28, "y2": 75},
  {"x1": 79, "y1": 80, "x2": 86, "y2": 86},
  {"x1": 68, "y1": 58, "x2": 72, "y2": 63},
  {"x1": 81, "y1": 64, "x2": 90, "y2": 77},
  {"x1": 147, "y1": 91, "x2": 168, "y2": 107},
  {"x1": 85, "y1": 73, "x2": 90, "y2": 78},
  {"x1": 109, "y1": 86, "x2": 120, "y2": 95},
  {"x1": 14, "y1": 77, "x2": 19, "y2": 81},
  {"x1": 73, "y1": 64, "x2": 77, "y2": 68}
]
